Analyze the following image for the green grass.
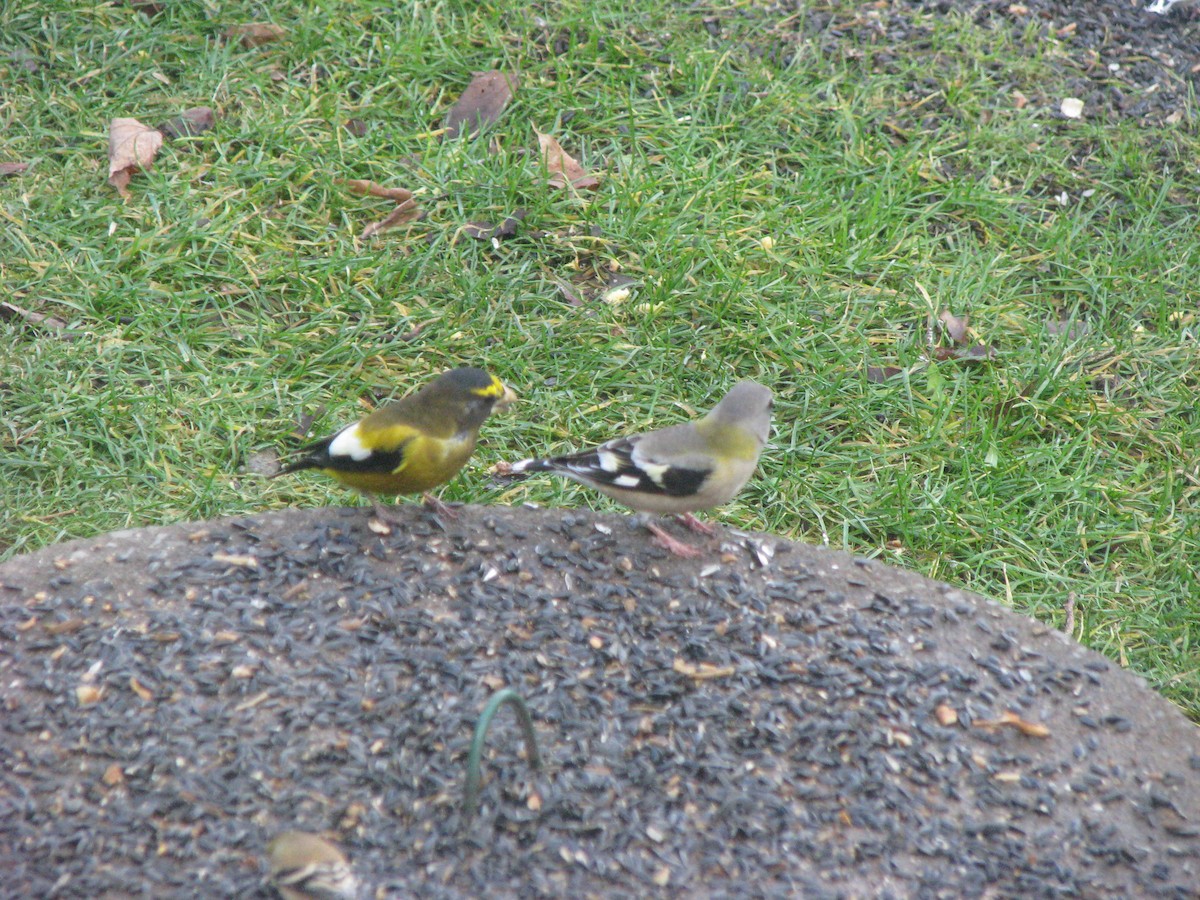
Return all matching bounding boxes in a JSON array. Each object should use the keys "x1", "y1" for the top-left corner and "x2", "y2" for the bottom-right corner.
[{"x1": 2, "y1": 1, "x2": 1197, "y2": 719}]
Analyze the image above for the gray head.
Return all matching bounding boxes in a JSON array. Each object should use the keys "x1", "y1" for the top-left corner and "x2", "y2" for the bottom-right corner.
[{"x1": 708, "y1": 380, "x2": 773, "y2": 445}]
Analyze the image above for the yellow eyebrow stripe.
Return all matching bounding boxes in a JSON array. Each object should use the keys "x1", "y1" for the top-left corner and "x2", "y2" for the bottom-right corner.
[{"x1": 470, "y1": 375, "x2": 507, "y2": 398}]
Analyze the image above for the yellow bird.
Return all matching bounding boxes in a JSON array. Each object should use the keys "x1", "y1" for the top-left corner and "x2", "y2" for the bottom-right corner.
[
  {"x1": 266, "y1": 831, "x2": 357, "y2": 900},
  {"x1": 276, "y1": 367, "x2": 515, "y2": 521}
]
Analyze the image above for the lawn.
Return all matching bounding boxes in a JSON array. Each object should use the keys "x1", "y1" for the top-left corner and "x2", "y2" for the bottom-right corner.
[{"x1": 2, "y1": 0, "x2": 1197, "y2": 719}]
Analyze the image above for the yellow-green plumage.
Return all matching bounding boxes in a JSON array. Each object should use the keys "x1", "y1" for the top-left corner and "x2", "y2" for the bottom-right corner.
[{"x1": 276, "y1": 367, "x2": 513, "y2": 502}]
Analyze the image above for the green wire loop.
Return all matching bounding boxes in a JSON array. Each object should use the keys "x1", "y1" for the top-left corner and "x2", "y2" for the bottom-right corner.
[{"x1": 463, "y1": 688, "x2": 543, "y2": 818}]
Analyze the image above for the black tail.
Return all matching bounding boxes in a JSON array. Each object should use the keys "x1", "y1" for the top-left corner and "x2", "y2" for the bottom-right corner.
[{"x1": 272, "y1": 438, "x2": 333, "y2": 478}]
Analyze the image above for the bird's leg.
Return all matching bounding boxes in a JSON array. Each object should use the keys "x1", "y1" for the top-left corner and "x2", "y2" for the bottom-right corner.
[
  {"x1": 645, "y1": 520, "x2": 704, "y2": 559},
  {"x1": 676, "y1": 512, "x2": 718, "y2": 537},
  {"x1": 421, "y1": 491, "x2": 460, "y2": 520}
]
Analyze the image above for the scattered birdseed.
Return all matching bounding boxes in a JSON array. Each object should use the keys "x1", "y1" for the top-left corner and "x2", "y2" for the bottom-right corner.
[{"x1": 0, "y1": 505, "x2": 1197, "y2": 897}]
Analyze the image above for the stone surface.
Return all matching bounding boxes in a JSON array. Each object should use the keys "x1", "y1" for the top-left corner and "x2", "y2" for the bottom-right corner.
[{"x1": 1, "y1": 506, "x2": 1196, "y2": 897}]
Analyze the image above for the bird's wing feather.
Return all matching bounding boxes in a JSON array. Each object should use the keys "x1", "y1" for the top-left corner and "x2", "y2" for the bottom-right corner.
[
  {"x1": 556, "y1": 425, "x2": 714, "y2": 498},
  {"x1": 284, "y1": 421, "x2": 417, "y2": 475}
]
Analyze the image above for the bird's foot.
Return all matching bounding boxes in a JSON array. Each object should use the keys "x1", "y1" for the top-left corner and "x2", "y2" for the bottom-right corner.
[
  {"x1": 676, "y1": 512, "x2": 718, "y2": 537},
  {"x1": 645, "y1": 521, "x2": 705, "y2": 559},
  {"x1": 422, "y1": 492, "x2": 460, "y2": 520}
]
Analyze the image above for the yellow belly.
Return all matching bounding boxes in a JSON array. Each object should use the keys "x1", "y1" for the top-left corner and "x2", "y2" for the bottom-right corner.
[{"x1": 325, "y1": 435, "x2": 475, "y2": 496}]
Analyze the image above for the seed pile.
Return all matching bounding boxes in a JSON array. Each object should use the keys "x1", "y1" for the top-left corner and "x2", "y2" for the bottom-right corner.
[
  {"x1": 798, "y1": 0, "x2": 1200, "y2": 126},
  {"x1": 1, "y1": 506, "x2": 1197, "y2": 897}
]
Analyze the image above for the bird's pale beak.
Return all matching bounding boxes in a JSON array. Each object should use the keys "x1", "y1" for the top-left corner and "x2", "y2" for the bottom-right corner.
[{"x1": 498, "y1": 385, "x2": 518, "y2": 408}]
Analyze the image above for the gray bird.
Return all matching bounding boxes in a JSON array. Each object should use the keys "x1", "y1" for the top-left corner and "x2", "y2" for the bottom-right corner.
[
  {"x1": 498, "y1": 380, "x2": 773, "y2": 556},
  {"x1": 1147, "y1": 0, "x2": 1197, "y2": 14}
]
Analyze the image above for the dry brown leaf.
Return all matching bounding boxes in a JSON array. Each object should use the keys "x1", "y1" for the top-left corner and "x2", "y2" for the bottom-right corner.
[
  {"x1": 933, "y1": 343, "x2": 995, "y2": 364},
  {"x1": 338, "y1": 179, "x2": 414, "y2": 203},
  {"x1": 536, "y1": 129, "x2": 601, "y2": 191},
  {"x1": 938, "y1": 309, "x2": 970, "y2": 344},
  {"x1": 866, "y1": 365, "x2": 904, "y2": 383},
  {"x1": 361, "y1": 199, "x2": 421, "y2": 238},
  {"x1": 107, "y1": 117, "x2": 163, "y2": 198},
  {"x1": 463, "y1": 210, "x2": 526, "y2": 241},
  {"x1": 125, "y1": 0, "x2": 164, "y2": 16},
  {"x1": 158, "y1": 107, "x2": 215, "y2": 140},
  {"x1": 224, "y1": 22, "x2": 286, "y2": 48},
  {"x1": 445, "y1": 70, "x2": 518, "y2": 139},
  {"x1": 1, "y1": 301, "x2": 71, "y2": 335},
  {"x1": 0, "y1": 162, "x2": 30, "y2": 177},
  {"x1": 549, "y1": 275, "x2": 584, "y2": 307}
]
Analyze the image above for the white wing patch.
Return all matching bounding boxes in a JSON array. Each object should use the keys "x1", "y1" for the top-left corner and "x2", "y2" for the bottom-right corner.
[
  {"x1": 612, "y1": 475, "x2": 642, "y2": 488},
  {"x1": 597, "y1": 449, "x2": 622, "y2": 472},
  {"x1": 638, "y1": 460, "x2": 670, "y2": 487},
  {"x1": 328, "y1": 423, "x2": 372, "y2": 461}
]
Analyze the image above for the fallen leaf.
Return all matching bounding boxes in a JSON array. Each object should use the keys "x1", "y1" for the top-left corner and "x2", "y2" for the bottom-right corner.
[
  {"x1": 126, "y1": 0, "x2": 164, "y2": 15},
  {"x1": 107, "y1": 117, "x2": 163, "y2": 198},
  {"x1": 0, "y1": 301, "x2": 72, "y2": 336},
  {"x1": 938, "y1": 309, "x2": 970, "y2": 344},
  {"x1": 338, "y1": 179, "x2": 423, "y2": 238},
  {"x1": 361, "y1": 199, "x2": 421, "y2": 238},
  {"x1": 343, "y1": 118, "x2": 369, "y2": 137},
  {"x1": 463, "y1": 210, "x2": 526, "y2": 241},
  {"x1": 223, "y1": 23, "x2": 286, "y2": 48},
  {"x1": 602, "y1": 285, "x2": 630, "y2": 305},
  {"x1": 933, "y1": 343, "x2": 995, "y2": 364},
  {"x1": 866, "y1": 365, "x2": 904, "y2": 383},
  {"x1": 1063, "y1": 592, "x2": 1076, "y2": 636},
  {"x1": 445, "y1": 71, "x2": 518, "y2": 139},
  {"x1": 158, "y1": 107, "x2": 215, "y2": 140},
  {"x1": 536, "y1": 129, "x2": 601, "y2": 191},
  {"x1": 338, "y1": 179, "x2": 414, "y2": 203},
  {"x1": 0, "y1": 162, "x2": 30, "y2": 177},
  {"x1": 548, "y1": 275, "x2": 584, "y2": 306}
]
